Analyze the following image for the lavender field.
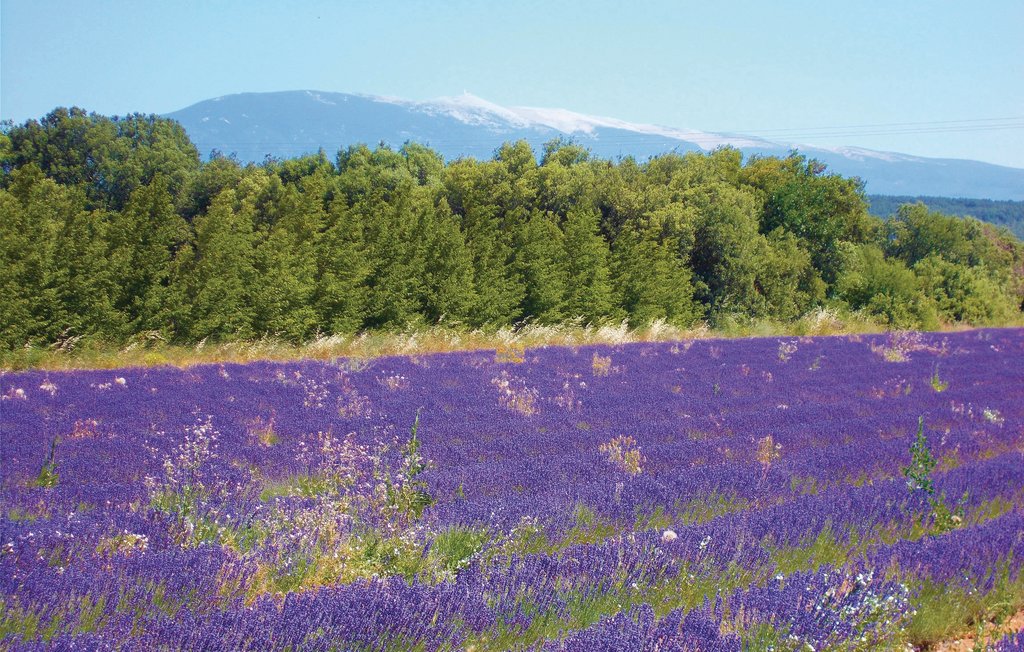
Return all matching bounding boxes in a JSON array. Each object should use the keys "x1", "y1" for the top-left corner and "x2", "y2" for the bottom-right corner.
[{"x1": 2, "y1": 329, "x2": 1024, "y2": 650}]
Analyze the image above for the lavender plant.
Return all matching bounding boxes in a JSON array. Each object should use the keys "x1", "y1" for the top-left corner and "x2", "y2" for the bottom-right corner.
[{"x1": 1, "y1": 328, "x2": 1022, "y2": 649}]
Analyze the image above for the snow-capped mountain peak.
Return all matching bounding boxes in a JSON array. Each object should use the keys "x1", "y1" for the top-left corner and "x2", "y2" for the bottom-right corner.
[
  {"x1": 372, "y1": 91, "x2": 766, "y2": 150},
  {"x1": 165, "y1": 90, "x2": 1024, "y2": 200}
]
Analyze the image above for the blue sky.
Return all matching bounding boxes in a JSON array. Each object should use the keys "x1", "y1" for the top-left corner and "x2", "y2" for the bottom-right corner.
[{"x1": 3, "y1": 0, "x2": 1022, "y2": 168}]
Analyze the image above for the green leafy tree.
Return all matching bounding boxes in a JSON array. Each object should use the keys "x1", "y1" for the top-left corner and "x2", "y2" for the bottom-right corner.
[
  {"x1": 419, "y1": 198, "x2": 476, "y2": 324},
  {"x1": 5, "y1": 108, "x2": 118, "y2": 201},
  {"x1": 914, "y1": 255, "x2": 1017, "y2": 325},
  {"x1": 108, "y1": 177, "x2": 189, "y2": 334},
  {"x1": 173, "y1": 189, "x2": 258, "y2": 340},
  {"x1": 5, "y1": 108, "x2": 200, "y2": 211},
  {"x1": 0, "y1": 168, "x2": 119, "y2": 344},
  {"x1": 444, "y1": 158, "x2": 524, "y2": 326},
  {"x1": 336, "y1": 144, "x2": 411, "y2": 206},
  {"x1": 514, "y1": 211, "x2": 569, "y2": 323},
  {"x1": 50, "y1": 203, "x2": 122, "y2": 341},
  {"x1": 835, "y1": 243, "x2": 938, "y2": 328},
  {"x1": 688, "y1": 182, "x2": 822, "y2": 321},
  {"x1": 179, "y1": 153, "x2": 244, "y2": 220},
  {"x1": 360, "y1": 183, "x2": 428, "y2": 329},
  {"x1": 315, "y1": 198, "x2": 369, "y2": 333},
  {"x1": 494, "y1": 140, "x2": 537, "y2": 178},
  {"x1": 534, "y1": 139, "x2": 596, "y2": 216},
  {"x1": 745, "y1": 153, "x2": 872, "y2": 285},
  {"x1": 251, "y1": 182, "x2": 322, "y2": 341},
  {"x1": 611, "y1": 227, "x2": 697, "y2": 327},
  {"x1": 401, "y1": 142, "x2": 445, "y2": 187},
  {"x1": 562, "y1": 206, "x2": 615, "y2": 323},
  {"x1": 0, "y1": 173, "x2": 58, "y2": 347}
]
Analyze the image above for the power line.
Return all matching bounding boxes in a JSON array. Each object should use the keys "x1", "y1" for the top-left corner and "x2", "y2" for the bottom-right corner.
[{"x1": 729, "y1": 116, "x2": 1024, "y2": 135}]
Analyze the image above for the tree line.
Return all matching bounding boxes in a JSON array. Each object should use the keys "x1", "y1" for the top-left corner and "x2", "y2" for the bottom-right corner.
[
  {"x1": 868, "y1": 195, "x2": 1024, "y2": 240},
  {"x1": 1, "y1": 107, "x2": 1022, "y2": 350}
]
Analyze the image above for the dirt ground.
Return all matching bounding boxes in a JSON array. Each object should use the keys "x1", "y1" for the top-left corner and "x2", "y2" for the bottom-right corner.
[{"x1": 929, "y1": 610, "x2": 1024, "y2": 651}]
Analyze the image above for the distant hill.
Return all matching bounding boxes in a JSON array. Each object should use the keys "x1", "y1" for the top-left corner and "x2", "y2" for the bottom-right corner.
[
  {"x1": 868, "y1": 195, "x2": 1024, "y2": 239},
  {"x1": 165, "y1": 90, "x2": 1024, "y2": 201}
]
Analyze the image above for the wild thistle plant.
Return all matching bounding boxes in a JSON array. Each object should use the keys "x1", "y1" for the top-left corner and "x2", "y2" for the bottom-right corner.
[
  {"x1": 145, "y1": 416, "x2": 238, "y2": 546},
  {"x1": 929, "y1": 365, "x2": 949, "y2": 392},
  {"x1": 592, "y1": 352, "x2": 613, "y2": 376},
  {"x1": 381, "y1": 409, "x2": 435, "y2": 524},
  {"x1": 491, "y1": 371, "x2": 539, "y2": 416},
  {"x1": 32, "y1": 437, "x2": 59, "y2": 488},
  {"x1": 756, "y1": 435, "x2": 781, "y2": 470},
  {"x1": 777, "y1": 340, "x2": 798, "y2": 362},
  {"x1": 902, "y1": 416, "x2": 968, "y2": 535},
  {"x1": 600, "y1": 436, "x2": 645, "y2": 477}
]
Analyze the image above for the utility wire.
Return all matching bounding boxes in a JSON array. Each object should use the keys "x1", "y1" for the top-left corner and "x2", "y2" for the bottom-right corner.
[{"x1": 730, "y1": 116, "x2": 1024, "y2": 134}]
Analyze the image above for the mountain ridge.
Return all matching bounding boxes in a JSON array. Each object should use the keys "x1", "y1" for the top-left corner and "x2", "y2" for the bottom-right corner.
[{"x1": 166, "y1": 90, "x2": 1024, "y2": 200}]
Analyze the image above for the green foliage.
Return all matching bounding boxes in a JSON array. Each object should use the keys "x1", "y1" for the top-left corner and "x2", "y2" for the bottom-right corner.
[
  {"x1": 1, "y1": 110, "x2": 1020, "y2": 350},
  {"x1": 906, "y1": 561, "x2": 1024, "y2": 649},
  {"x1": 914, "y1": 254, "x2": 1019, "y2": 325},
  {"x1": 745, "y1": 153, "x2": 873, "y2": 284},
  {"x1": 886, "y1": 203, "x2": 1020, "y2": 272},
  {"x1": 108, "y1": 177, "x2": 188, "y2": 335},
  {"x1": 902, "y1": 417, "x2": 968, "y2": 536},
  {"x1": 32, "y1": 438, "x2": 60, "y2": 488},
  {"x1": 428, "y1": 526, "x2": 489, "y2": 578},
  {"x1": 903, "y1": 417, "x2": 937, "y2": 494},
  {"x1": 869, "y1": 194, "x2": 1024, "y2": 240},
  {"x1": 561, "y1": 206, "x2": 615, "y2": 323},
  {"x1": 559, "y1": 504, "x2": 619, "y2": 548},
  {"x1": 360, "y1": 183, "x2": 430, "y2": 328},
  {"x1": 612, "y1": 227, "x2": 697, "y2": 327},
  {"x1": 515, "y1": 211, "x2": 569, "y2": 323},
  {"x1": 3, "y1": 108, "x2": 200, "y2": 211},
  {"x1": 686, "y1": 181, "x2": 823, "y2": 322},
  {"x1": 315, "y1": 199, "x2": 369, "y2": 332},
  {"x1": 835, "y1": 244, "x2": 939, "y2": 328},
  {"x1": 388, "y1": 409, "x2": 435, "y2": 520}
]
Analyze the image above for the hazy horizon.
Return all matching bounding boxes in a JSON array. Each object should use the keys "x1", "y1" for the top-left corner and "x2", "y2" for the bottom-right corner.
[{"x1": 3, "y1": 0, "x2": 1023, "y2": 168}]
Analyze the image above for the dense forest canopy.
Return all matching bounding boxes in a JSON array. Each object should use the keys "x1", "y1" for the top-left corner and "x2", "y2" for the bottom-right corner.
[
  {"x1": 1, "y1": 108, "x2": 1022, "y2": 350},
  {"x1": 868, "y1": 195, "x2": 1024, "y2": 239}
]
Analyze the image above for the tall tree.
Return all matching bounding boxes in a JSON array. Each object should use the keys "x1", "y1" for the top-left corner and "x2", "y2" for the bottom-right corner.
[
  {"x1": 834, "y1": 243, "x2": 938, "y2": 328},
  {"x1": 746, "y1": 153, "x2": 871, "y2": 285},
  {"x1": 514, "y1": 211, "x2": 568, "y2": 323},
  {"x1": 173, "y1": 189, "x2": 257, "y2": 340},
  {"x1": 0, "y1": 168, "x2": 118, "y2": 345},
  {"x1": 420, "y1": 198, "x2": 476, "y2": 324},
  {"x1": 108, "y1": 176, "x2": 189, "y2": 334},
  {"x1": 562, "y1": 206, "x2": 615, "y2": 323},
  {"x1": 611, "y1": 227, "x2": 697, "y2": 327},
  {"x1": 251, "y1": 182, "x2": 323, "y2": 341},
  {"x1": 360, "y1": 183, "x2": 427, "y2": 328},
  {"x1": 444, "y1": 158, "x2": 524, "y2": 326},
  {"x1": 315, "y1": 198, "x2": 369, "y2": 333}
]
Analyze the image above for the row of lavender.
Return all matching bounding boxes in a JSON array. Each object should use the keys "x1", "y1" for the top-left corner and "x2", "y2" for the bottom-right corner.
[{"x1": 3, "y1": 329, "x2": 1023, "y2": 649}]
